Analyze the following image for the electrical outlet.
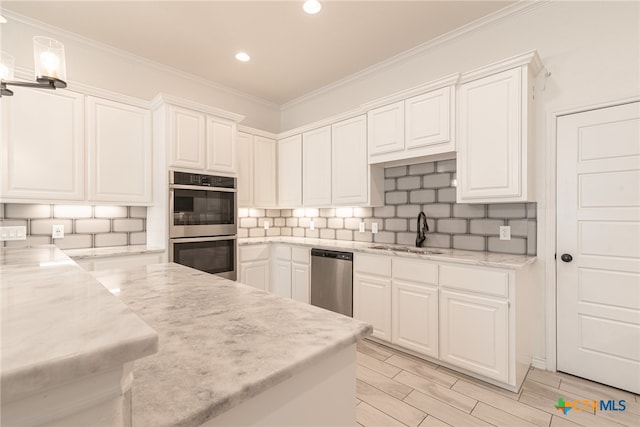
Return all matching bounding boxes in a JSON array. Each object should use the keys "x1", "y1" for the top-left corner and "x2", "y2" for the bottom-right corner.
[
  {"x1": 310, "y1": 219, "x2": 315, "y2": 231},
  {"x1": 52, "y1": 224, "x2": 65, "y2": 239},
  {"x1": 499, "y1": 226, "x2": 511, "y2": 241},
  {"x1": 0, "y1": 226, "x2": 27, "y2": 241},
  {"x1": 359, "y1": 222, "x2": 365, "y2": 233},
  {"x1": 371, "y1": 222, "x2": 379, "y2": 234},
  {"x1": 263, "y1": 220, "x2": 270, "y2": 230}
]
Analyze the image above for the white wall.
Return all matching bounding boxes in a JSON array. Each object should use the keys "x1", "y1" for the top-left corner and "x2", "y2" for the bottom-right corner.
[
  {"x1": 280, "y1": 0, "x2": 640, "y2": 366},
  {"x1": 0, "y1": 12, "x2": 281, "y2": 132}
]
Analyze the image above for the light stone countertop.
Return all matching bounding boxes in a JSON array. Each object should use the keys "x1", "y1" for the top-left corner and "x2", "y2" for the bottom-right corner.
[
  {"x1": 239, "y1": 236, "x2": 536, "y2": 269},
  {"x1": 64, "y1": 244, "x2": 165, "y2": 260},
  {"x1": 0, "y1": 245, "x2": 159, "y2": 403},
  {"x1": 91, "y1": 263, "x2": 372, "y2": 427}
]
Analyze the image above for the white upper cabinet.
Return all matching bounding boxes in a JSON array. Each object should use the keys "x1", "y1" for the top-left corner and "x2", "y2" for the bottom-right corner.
[
  {"x1": 206, "y1": 117, "x2": 236, "y2": 174},
  {"x1": 457, "y1": 51, "x2": 543, "y2": 203},
  {"x1": 278, "y1": 134, "x2": 302, "y2": 207},
  {"x1": 367, "y1": 101, "x2": 404, "y2": 156},
  {"x1": 253, "y1": 135, "x2": 278, "y2": 207},
  {"x1": 169, "y1": 105, "x2": 206, "y2": 170},
  {"x1": 365, "y1": 74, "x2": 458, "y2": 165},
  {"x1": 303, "y1": 125, "x2": 332, "y2": 207},
  {"x1": 332, "y1": 115, "x2": 369, "y2": 206},
  {"x1": 236, "y1": 132, "x2": 254, "y2": 207},
  {"x1": 1, "y1": 87, "x2": 85, "y2": 202},
  {"x1": 405, "y1": 86, "x2": 453, "y2": 152},
  {"x1": 86, "y1": 96, "x2": 152, "y2": 204}
]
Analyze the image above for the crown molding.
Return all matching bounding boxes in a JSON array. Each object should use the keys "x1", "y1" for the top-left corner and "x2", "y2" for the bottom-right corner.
[
  {"x1": 280, "y1": 0, "x2": 549, "y2": 111},
  {"x1": 459, "y1": 50, "x2": 543, "y2": 84},
  {"x1": 1, "y1": 9, "x2": 279, "y2": 111},
  {"x1": 237, "y1": 125, "x2": 278, "y2": 140},
  {"x1": 277, "y1": 107, "x2": 365, "y2": 140},
  {"x1": 152, "y1": 93, "x2": 245, "y2": 123}
]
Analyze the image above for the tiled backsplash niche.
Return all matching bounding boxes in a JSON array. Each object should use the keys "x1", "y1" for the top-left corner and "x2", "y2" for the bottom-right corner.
[
  {"x1": 239, "y1": 159, "x2": 537, "y2": 255},
  {"x1": 0, "y1": 204, "x2": 147, "y2": 249}
]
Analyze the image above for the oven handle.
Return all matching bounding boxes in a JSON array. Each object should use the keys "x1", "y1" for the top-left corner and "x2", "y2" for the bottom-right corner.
[
  {"x1": 170, "y1": 235, "x2": 237, "y2": 244},
  {"x1": 170, "y1": 184, "x2": 236, "y2": 192}
]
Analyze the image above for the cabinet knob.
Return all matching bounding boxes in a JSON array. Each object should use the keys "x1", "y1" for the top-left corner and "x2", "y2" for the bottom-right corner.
[{"x1": 560, "y1": 253, "x2": 573, "y2": 263}]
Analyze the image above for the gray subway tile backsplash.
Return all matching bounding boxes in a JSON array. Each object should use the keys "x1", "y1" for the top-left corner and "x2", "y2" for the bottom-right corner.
[
  {"x1": 0, "y1": 204, "x2": 147, "y2": 249},
  {"x1": 237, "y1": 159, "x2": 537, "y2": 255}
]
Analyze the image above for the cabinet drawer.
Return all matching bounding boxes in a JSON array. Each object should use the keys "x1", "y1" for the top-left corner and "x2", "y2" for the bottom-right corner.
[
  {"x1": 239, "y1": 244, "x2": 270, "y2": 262},
  {"x1": 291, "y1": 246, "x2": 310, "y2": 264},
  {"x1": 440, "y1": 264, "x2": 509, "y2": 297},
  {"x1": 273, "y1": 245, "x2": 292, "y2": 261},
  {"x1": 355, "y1": 253, "x2": 391, "y2": 277},
  {"x1": 393, "y1": 258, "x2": 437, "y2": 285}
]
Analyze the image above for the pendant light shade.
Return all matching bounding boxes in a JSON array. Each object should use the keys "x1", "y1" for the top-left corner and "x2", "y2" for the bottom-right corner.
[{"x1": 33, "y1": 36, "x2": 66, "y2": 85}]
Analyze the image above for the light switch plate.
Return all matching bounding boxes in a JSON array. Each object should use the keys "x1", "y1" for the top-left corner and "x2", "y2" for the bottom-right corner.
[
  {"x1": 263, "y1": 220, "x2": 270, "y2": 230},
  {"x1": 309, "y1": 220, "x2": 315, "y2": 230},
  {"x1": 499, "y1": 226, "x2": 511, "y2": 241},
  {"x1": 371, "y1": 222, "x2": 379, "y2": 234},
  {"x1": 359, "y1": 222, "x2": 365, "y2": 233},
  {"x1": 52, "y1": 224, "x2": 65, "y2": 239},
  {"x1": 0, "y1": 226, "x2": 27, "y2": 241}
]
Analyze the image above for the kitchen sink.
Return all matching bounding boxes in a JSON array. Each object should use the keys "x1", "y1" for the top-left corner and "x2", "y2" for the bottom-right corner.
[{"x1": 369, "y1": 245, "x2": 444, "y2": 255}]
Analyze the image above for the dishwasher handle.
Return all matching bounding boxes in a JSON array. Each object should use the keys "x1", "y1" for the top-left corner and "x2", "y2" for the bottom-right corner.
[{"x1": 311, "y1": 248, "x2": 353, "y2": 261}]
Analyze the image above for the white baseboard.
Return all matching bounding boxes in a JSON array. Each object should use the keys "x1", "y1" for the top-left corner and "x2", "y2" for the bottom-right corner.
[{"x1": 531, "y1": 356, "x2": 547, "y2": 370}]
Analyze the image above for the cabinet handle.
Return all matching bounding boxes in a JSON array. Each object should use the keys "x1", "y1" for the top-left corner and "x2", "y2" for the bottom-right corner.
[{"x1": 560, "y1": 253, "x2": 573, "y2": 263}]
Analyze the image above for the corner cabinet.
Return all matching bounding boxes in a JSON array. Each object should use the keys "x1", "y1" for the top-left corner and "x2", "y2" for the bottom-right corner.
[
  {"x1": 237, "y1": 128, "x2": 277, "y2": 208},
  {"x1": 303, "y1": 125, "x2": 332, "y2": 207},
  {"x1": 457, "y1": 51, "x2": 543, "y2": 203},
  {"x1": 278, "y1": 134, "x2": 303, "y2": 208},
  {"x1": 1, "y1": 87, "x2": 85, "y2": 201},
  {"x1": 86, "y1": 96, "x2": 152, "y2": 204}
]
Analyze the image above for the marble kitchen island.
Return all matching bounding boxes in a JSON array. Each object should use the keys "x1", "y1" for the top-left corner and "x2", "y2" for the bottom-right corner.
[{"x1": 91, "y1": 262, "x2": 372, "y2": 427}]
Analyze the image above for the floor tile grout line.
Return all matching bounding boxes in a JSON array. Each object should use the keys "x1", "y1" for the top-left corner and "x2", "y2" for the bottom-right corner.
[{"x1": 468, "y1": 393, "x2": 553, "y2": 427}]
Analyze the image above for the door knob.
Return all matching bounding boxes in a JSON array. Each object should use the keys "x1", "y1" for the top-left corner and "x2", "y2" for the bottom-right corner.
[{"x1": 561, "y1": 253, "x2": 573, "y2": 263}]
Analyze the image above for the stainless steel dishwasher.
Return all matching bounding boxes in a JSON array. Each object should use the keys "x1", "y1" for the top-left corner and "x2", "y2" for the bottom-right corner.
[{"x1": 310, "y1": 249, "x2": 353, "y2": 317}]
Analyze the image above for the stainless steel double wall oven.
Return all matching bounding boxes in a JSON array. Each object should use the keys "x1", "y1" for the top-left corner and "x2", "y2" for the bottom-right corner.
[{"x1": 169, "y1": 171, "x2": 237, "y2": 280}]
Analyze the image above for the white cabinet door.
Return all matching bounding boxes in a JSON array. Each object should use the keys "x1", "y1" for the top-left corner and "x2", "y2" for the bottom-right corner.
[
  {"x1": 273, "y1": 259, "x2": 292, "y2": 298},
  {"x1": 292, "y1": 262, "x2": 310, "y2": 304},
  {"x1": 303, "y1": 126, "x2": 332, "y2": 206},
  {"x1": 392, "y1": 281, "x2": 438, "y2": 358},
  {"x1": 1, "y1": 87, "x2": 84, "y2": 201},
  {"x1": 206, "y1": 116, "x2": 236, "y2": 174},
  {"x1": 253, "y1": 136, "x2": 277, "y2": 207},
  {"x1": 169, "y1": 106, "x2": 205, "y2": 170},
  {"x1": 236, "y1": 132, "x2": 254, "y2": 207},
  {"x1": 86, "y1": 96, "x2": 152, "y2": 204},
  {"x1": 457, "y1": 68, "x2": 523, "y2": 202},
  {"x1": 332, "y1": 115, "x2": 368, "y2": 205},
  {"x1": 439, "y1": 289, "x2": 508, "y2": 382},
  {"x1": 240, "y1": 261, "x2": 269, "y2": 291},
  {"x1": 354, "y1": 274, "x2": 392, "y2": 341},
  {"x1": 367, "y1": 101, "x2": 404, "y2": 156},
  {"x1": 405, "y1": 87, "x2": 453, "y2": 151},
  {"x1": 278, "y1": 134, "x2": 302, "y2": 207}
]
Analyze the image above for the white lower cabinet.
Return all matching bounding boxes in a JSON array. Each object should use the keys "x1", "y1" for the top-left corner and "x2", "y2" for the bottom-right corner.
[
  {"x1": 439, "y1": 289, "x2": 508, "y2": 382},
  {"x1": 354, "y1": 252, "x2": 530, "y2": 391},
  {"x1": 272, "y1": 244, "x2": 310, "y2": 301},
  {"x1": 239, "y1": 244, "x2": 270, "y2": 291}
]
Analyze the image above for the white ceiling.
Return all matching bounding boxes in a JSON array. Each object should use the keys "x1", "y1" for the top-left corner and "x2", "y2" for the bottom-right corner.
[{"x1": 2, "y1": 1, "x2": 515, "y2": 105}]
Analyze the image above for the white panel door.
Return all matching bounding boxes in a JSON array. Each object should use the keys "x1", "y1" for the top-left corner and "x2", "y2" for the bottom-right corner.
[
  {"x1": 253, "y1": 136, "x2": 277, "y2": 207},
  {"x1": 303, "y1": 126, "x2": 332, "y2": 206},
  {"x1": 1, "y1": 87, "x2": 84, "y2": 201},
  {"x1": 236, "y1": 132, "x2": 254, "y2": 207},
  {"x1": 206, "y1": 117, "x2": 236, "y2": 174},
  {"x1": 332, "y1": 115, "x2": 368, "y2": 205},
  {"x1": 405, "y1": 87, "x2": 452, "y2": 150},
  {"x1": 392, "y1": 281, "x2": 438, "y2": 358},
  {"x1": 169, "y1": 106, "x2": 205, "y2": 170},
  {"x1": 86, "y1": 96, "x2": 152, "y2": 204},
  {"x1": 272, "y1": 260, "x2": 292, "y2": 298},
  {"x1": 278, "y1": 134, "x2": 302, "y2": 207},
  {"x1": 457, "y1": 68, "x2": 522, "y2": 201},
  {"x1": 557, "y1": 101, "x2": 640, "y2": 393},
  {"x1": 292, "y1": 263, "x2": 310, "y2": 304},
  {"x1": 367, "y1": 101, "x2": 404, "y2": 156},
  {"x1": 440, "y1": 289, "x2": 508, "y2": 382},
  {"x1": 240, "y1": 261, "x2": 269, "y2": 291},
  {"x1": 354, "y1": 274, "x2": 391, "y2": 341}
]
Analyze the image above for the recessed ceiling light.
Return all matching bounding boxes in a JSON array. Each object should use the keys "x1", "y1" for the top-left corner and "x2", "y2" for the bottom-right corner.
[
  {"x1": 0, "y1": 15, "x2": 7, "y2": 24},
  {"x1": 235, "y1": 52, "x2": 250, "y2": 62},
  {"x1": 303, "y1": 0, "x2": 322, "y2": 15}
]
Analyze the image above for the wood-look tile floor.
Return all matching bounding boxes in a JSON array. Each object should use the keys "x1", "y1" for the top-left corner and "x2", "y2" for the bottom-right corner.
[{"x1": 355, "y1": 339, "x2": 640, "y2": 427}]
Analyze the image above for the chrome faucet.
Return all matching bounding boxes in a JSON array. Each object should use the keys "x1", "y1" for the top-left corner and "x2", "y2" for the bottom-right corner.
[{"x1": 416, "y1": 211, "x2": 429, "y2": 247}]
